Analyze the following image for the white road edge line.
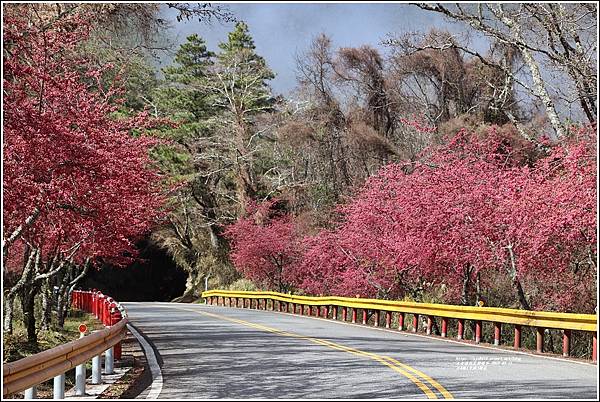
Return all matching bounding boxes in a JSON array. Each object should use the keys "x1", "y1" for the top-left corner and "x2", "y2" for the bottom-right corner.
[{"x1": 127, "y1": 324, "x2": 163, "y2": 399}]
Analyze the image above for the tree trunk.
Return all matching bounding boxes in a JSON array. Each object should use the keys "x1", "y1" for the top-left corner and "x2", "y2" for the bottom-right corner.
[
  {"x1": 63, "y1": 258, "x2": 91, "y2": 325},
  {"x1": 518, "y1": 46, "x2": 565, "y2": 138},
  {"x1": 3, "y1": 246, "x2": 36, "y2": 333},
  {"x1": 507, "y1": 244, "x2": 531, "y2": 310},
  {"x1": 20, "y1": 287, "x2": 37, "y2": 344},
  {"x1": 3, "y1": 293, "x2": 16, "y2": 333},
  {"x1": 475, "y1": 271, "x2": 481, "y2": 305},
  {"x1": 56, "y1": 291, "x2": 66, "y2": 328},
  {"x1": 460, "y1": 265, "x2": 472, "y2": 305},
  {"x1": 40, "y1": 279, "x2": 52, "y2": 330}
]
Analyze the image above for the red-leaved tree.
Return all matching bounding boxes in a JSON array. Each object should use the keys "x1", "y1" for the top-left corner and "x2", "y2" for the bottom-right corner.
[
  {"x1": 293, "y1": 127, "x2": 596, "y2": 312},
  {"x1": 223, "y1": 201, "x2": 303, "y2": 292},
  {"x1": 3, "y1": 9, "x2": 168, "y2": 339}
]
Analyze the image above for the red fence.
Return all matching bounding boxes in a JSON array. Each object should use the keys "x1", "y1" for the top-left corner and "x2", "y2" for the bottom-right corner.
[{"x1": 71, "y1": 290, "x2": 126, "y2": 359}]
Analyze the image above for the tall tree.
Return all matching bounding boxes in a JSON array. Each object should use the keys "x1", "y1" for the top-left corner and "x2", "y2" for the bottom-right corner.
[{"x1": 3, "y1": 9, "x2": 166, "y2": 341}]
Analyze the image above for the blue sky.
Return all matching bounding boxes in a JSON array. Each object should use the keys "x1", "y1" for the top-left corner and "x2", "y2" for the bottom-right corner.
[{"x1": 159, "y1": 3, "x2": 477, "y2": 95}]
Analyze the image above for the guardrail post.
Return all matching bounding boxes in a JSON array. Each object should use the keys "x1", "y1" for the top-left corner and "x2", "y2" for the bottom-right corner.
[
  {"x1": 110, "y1": 306, "x2": 123, "y2": 360},
  {"x1": 426, "y1": 316, "x2": 433, "y2": 335},
  {"x1": 398, "y1": 313, "x2": 404, "y2": 331},
  {"x1": 593, "y1": 334, "x2": 597, "y2": 362},
  {"x1": 362, "y1": 309, "x2": 368, "y2": 325},
  {"x1": 457, "y1": 319, "x2": 464, "y2": 340},
  {"x1": 562, "y1": 330, "x2": 571, "y2": 357},
  {"x1": 333, "y1": 306, "x2": 338, "y2": 320},
  {"x1": 494, "y1": 323, "x2": 501, "y2": 346},
  {"x1": 102, "y1": 297, "x2": 108, "y2": 324},
  {"x1": 441, "y1": 317, "x2": 448, "y2": 337},
  {"x1": 75, "y1": 362, "x2": 86, "y2": 396},
  {"x1": 412, "y1": 314, "x2": 419, "y2": 332},
  {"x1": 385, "y1": 311, "x2": 391, "y2": 328},
  {"x1": 475, "y1": 321, "x2": 482, "y2": 343},
  {"x1": 322, "y1": 306, "x2": 328, "y2": 318},
  {"x1": 514, "y1": 325, "x2": 521, "y2": 349},
  {"x1": 374, "y1": 310, "x2": 380, "y2": 327},
  {"x1": 92, "y1": 354, "x2": 101, "y2": 384},
  {"x1": 352, "y1": 308, "x2": 357, "y2": 323},
  {"x1": 105, "y1": 346, "x2": 114, "y2": 375},
  {"x1": 53, "y1": 373, "x2": 65, "y2": 399},
  {"x1": 342, "y1": 307, "x2": 347, "y2": 321},
  {"x1": 24, "y1": 386, "x2": 36, "y2": 399},
  {"x1": 536, "y1": 327, "x2": 544, "y2": 353}
]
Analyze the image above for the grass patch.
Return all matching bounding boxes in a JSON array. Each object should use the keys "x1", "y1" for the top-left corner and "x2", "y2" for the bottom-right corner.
[{"x1": 3, "y1": 308, "x2": 103, "y2": 364}]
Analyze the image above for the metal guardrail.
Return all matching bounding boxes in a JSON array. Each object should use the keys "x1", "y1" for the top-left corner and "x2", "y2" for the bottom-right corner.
[
  {"x1": 202, "y1": 290, "x2": 598, "y2": 361},
  {"x1": 2, "y1": 290, "x2": 128, "y2": 398}
]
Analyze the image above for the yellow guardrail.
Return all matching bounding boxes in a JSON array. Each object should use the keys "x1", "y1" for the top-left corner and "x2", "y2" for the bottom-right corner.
[{"x1": 202, "y1": 290, "x2": 597, "y2": 332}]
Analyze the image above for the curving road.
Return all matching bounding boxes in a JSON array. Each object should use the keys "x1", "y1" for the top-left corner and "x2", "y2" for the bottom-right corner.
[{"x1": 123, "y1": 302, "x2": 597, "y2": 399}]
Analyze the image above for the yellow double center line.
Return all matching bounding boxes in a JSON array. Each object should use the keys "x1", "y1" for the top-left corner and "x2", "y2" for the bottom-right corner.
[{"x1": 174, "y1": 306, "x2": 453, "y2": 399}]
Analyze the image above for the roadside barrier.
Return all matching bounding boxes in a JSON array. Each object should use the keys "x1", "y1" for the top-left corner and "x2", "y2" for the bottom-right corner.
[
  {"x1": 202, "y1": 289, "x2": 597, "y2": 362},
  {"x1": 2, "y1": 290, "x2": 128, "y2": 398}
]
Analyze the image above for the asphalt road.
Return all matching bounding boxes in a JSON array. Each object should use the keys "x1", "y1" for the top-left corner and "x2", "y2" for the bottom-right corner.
[{"x1": 123, "y1": 302, "x2": 597, "y2": 399}]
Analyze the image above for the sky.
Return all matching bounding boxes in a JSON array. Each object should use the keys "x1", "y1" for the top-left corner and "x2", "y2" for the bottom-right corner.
[{"x1": 158, "y1": 2, "x2": 474, "y2": 96}]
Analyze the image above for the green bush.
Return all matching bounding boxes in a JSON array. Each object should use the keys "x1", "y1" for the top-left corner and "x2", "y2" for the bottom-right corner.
[{"x1": 227, "y1": 278, "x2": 258, "y2": 291}]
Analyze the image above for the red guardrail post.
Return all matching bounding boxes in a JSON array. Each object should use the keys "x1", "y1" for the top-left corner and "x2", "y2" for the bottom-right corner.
[
  {"x1": 413, "y1": 314, "x2": 419, "y2": 333},
  {"x1": 475, "y1": 321, "x2": 482, "y2": 343},
  {"x1": 426, "y1": 316, "x2": 433, "y2": 335},
  {"x1": 593, "y1": 334, "x2": 597, "y2": 362},
  {"x1": 514, "y1": 325, "x2": 521, "y2": 349},
  {"x1": 398, "y1": 313, "x2": 404, "y2": 331},
  {"x1": 494, "y1": 323, "x2": 502, "y2": 346},
  {"x1": 332, "y1": 306, "x2": 338, "y2": 320},
  {"x1": 562, "y1": 329, "x2": 571, "y2": 357},
  {"x1": 352, "y1": 308, "x2": 357, "y2": 324},
  {"x1": 385, "y1": 311, "x2": 391, "y2": 328},
  {"x1": 536, "y1": 327, "x2": 544, "y2": 353},
  {"x1": 441, "y1": 317, "x2": 448, "y2": 337},
  {"x1": 110, "y1": 305, "x2": 123, "y2": 360},
  {"x1": 374, "y1": 310, "x2": 380, "y2": 327},
  {"x1": 362, "y1": 309, "x2": 368, "y2": 325},
  {"x1": 342, "y1": 307, "x2": 347, "y2": 321},
  {"x1": 98, "y1": 294, "x2": 106, "y2": 324},
  {"x1": 457, "y1": 319, "x2": 464, "y2": 340}
]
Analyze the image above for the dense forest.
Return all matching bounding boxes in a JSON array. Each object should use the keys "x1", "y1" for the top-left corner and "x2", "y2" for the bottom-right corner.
[{"x1": 2, "y1": 3, "x2": 597, "y2": 351}]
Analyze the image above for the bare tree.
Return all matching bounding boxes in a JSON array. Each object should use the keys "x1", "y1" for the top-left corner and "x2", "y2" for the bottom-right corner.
[{"x1": 413, "y1": 3, "x2": 598, "y2": 137}]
